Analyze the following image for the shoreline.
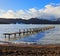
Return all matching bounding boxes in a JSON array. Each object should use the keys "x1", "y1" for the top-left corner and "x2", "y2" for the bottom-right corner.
[
  {"x1": 0, "y1": 42, "x2": 60, "y2": 48},
  {"x1": 0, "y1": 43, "x2": 60, "y2": 56}
]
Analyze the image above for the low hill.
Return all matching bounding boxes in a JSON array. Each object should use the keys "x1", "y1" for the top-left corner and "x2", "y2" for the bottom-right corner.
[{"x1": 0, "y1": 18, "x2": 60, "y2": 24}]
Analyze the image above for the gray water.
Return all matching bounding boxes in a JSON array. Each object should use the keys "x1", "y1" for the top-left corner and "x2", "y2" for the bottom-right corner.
[{"x1": 0, "y1": 24, "x2": 60, "y2": 44}]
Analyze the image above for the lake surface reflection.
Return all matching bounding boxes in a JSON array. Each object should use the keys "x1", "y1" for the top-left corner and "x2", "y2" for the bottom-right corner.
[{"x1": 0, "y1": 24, "x2": 60, "y2": 44}]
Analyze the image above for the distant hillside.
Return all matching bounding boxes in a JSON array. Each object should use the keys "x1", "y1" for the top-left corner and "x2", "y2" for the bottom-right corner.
[
  {"x1": 0, "y1": 18, "x2": 26, "y2": 24},
  {"x1": 25, "y1": 18, "x2": 53, "y2": 24},
  {"x1": 0, "y1": 18, "x2": 60, "y2": 24}
]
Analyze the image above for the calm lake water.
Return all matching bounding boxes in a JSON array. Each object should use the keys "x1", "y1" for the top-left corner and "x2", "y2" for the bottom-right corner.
[{"x1": 0, "y1": 24, "x2": 60, "y2": 44}]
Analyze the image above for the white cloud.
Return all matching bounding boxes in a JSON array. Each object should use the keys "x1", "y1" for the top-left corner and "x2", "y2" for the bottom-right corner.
[
  {"x1": 0, "y1": 10, "x2": 17, "y2": 18},
  {"x1": 0, "y1": 4, "x2": 60, "y2": 20},
  {"x1": 42, "y1": 4, "x2": 60, "y2": 18}
]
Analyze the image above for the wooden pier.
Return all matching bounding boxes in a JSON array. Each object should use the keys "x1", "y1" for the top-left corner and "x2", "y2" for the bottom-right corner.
[{"x1": 3, "y1": 26, "x2": 55, "y2": 40}]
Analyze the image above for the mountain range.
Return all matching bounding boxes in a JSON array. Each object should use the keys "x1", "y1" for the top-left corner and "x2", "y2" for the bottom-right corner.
[{"x1": 0, "y1": 18, "x2": 60, "y2": 24}]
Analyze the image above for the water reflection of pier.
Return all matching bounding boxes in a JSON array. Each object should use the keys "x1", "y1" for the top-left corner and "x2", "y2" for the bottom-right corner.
[{"x1": 3, "y1": 26, "x2": 55, "y2": 40}]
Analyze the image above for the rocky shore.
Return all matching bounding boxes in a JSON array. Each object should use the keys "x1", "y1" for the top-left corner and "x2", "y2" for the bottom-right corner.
[{"x1": 0, "y1": 43, "x2": 60, "y2": 56}]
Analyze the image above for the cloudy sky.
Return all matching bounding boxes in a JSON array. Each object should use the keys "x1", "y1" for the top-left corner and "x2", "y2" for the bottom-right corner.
[{"x1": 0, "y1": 0, "x2": 60, "y2": 20}]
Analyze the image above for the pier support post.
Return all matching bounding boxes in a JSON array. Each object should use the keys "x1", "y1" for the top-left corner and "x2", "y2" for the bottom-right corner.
[
  {"x1": 14, "y1": 34, "x2": 16, "y2": 38},
  {"x1": 8, "y1": 34, "x2": 11, "y2": 40},
  {"x1": 4, "y1": 34, "x2": 6, "y2": 39},
  {"x1": 19, "y1": 33, "x2": 21, "y2": 36},
  {"x1": 23, "y1": 29, "x2": 25, "y2": 35},
  {"x1": 19, "y1": 29, "x2": 21, "y2": 36}
]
